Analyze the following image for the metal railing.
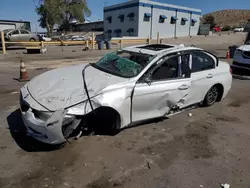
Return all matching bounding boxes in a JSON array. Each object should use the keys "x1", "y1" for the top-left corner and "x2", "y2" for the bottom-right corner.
[{"x1": 0, "y1": 31, "x2": 160, "y2": 54}]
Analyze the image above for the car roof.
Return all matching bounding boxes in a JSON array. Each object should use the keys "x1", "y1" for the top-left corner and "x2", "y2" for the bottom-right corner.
[{"x1": 123, "y1": 44, "x2": 203, "y2": 56}]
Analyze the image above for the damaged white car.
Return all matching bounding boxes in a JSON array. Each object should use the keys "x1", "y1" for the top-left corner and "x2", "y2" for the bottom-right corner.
[{"x1": 20, "y1": 44, "x2": 232, "y2": 145}]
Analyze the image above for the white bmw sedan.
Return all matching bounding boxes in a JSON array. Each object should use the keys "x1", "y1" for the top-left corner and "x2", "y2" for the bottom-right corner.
[{"x1": 19, "y1": 44, "x2": 232, "y2": 145}]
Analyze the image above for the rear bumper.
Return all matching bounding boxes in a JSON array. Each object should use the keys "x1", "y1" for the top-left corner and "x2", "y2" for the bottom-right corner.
[{"x1": 231, "y1": 61, "x2": 250, "y2": 76}]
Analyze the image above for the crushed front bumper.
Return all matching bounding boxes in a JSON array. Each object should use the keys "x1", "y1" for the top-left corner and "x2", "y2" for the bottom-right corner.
[
  {"x1": 19, "y1": 86, "x2": 68, "y2": 145},
  {"x1": 21, "y1": 109, "x2": 67, "y2": 145}
]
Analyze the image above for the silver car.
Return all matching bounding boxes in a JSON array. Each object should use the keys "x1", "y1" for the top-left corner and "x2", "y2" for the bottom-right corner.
[
  {"x1": 3, "y1": 29, "x2": 39, "y2": 42},
  {"x1": 19, "y1": 44, "x2": 232, "y2": 145}
]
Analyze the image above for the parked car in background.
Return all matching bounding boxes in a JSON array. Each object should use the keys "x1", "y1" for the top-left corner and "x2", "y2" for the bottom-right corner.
[
  {"x1": 59, "y1": 35, "x2": 89, "y2": 41},
  {"x1": 38, "y1": 34, "x2": 52, "y2": 41},
  {"x1": 71, "y1": 36, "x2": 89, "y2": 41},
  {"x1": 19, "y1": 44, "x2": 232, "y2": 145},
  {"x1": 2, "y1": 29, "x2": 39, "y2": 42},
  {"x1": 231, "y1": 41, "x2": 250, "y2": 74},
  {"x1": 234, "y1": 27, "x2": 244, "y2": 32},
  {"x1": 213, "y1": 26, "x2": 221, "y2": 32}
]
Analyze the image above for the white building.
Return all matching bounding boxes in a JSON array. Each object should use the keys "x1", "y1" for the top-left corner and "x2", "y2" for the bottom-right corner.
[
  {"x1": 104, "y1": 0, "x2": 201, "y2": 39},
  {"x1": 0, "y1": 20, "x2": 31, "y2": 31}
]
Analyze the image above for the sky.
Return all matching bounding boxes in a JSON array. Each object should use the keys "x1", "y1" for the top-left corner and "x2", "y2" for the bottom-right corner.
[{"x1": 0, "y1": 0, "x2": 249, "y2": 32}]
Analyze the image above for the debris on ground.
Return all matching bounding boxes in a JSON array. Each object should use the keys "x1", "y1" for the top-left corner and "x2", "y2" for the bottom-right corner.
[
  {"x1": 221, "y1": 183, "x2": 230, "y2": 188},
  {"x1": 146, "y1": 161, "x2": 151, "y2": 169},
  {"x1": 188, "y1": 113, "x2": 192, "y2": 117}
]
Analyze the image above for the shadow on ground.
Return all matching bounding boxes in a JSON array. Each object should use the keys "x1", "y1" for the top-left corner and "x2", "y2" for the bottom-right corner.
[
  {"x1": 7, "y1": 109, "x2": 168, "y2": 152},
  {"x1": 7, "y1": 109, "x2": 64, "y2": 152}
]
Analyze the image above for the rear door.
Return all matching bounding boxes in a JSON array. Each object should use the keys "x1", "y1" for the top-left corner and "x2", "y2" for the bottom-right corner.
[
  {"x1": 185, "y1": 50, "x2": 218, "y2": 106},
  {"x1": 20, "y1": 30, "x2": 31, "y2": 41},
  {"x1": 132, "y1": 54, "x2": 191, "y2": 122}
]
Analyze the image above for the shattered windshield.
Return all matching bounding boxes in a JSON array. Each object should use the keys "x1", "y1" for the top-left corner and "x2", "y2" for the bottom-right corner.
[
  {"x1": 3, "y1": 29, "x2": 12, "y2": 34},
  {"x1": 92, "y1": 50, "x2": 154, "y2": 78}
]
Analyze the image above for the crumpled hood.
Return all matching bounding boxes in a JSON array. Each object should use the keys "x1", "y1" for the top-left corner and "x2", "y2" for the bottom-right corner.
[
  {"x1": 27, "y1": 64, "x2": 126, "y2": 111},
  {"x1": 238, "y1": 45, "x2": 250, "y2": 51}
]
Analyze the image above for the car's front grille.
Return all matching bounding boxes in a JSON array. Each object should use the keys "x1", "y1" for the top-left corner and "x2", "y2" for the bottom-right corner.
[
  {"x1": 242, "y1": 51, "x2": 250, "y2": 59},
  {"x1": 233, "y1": 61, "x2": 250, "y2": 68},
  {"x1": 20, "y1": 92, "x2": 30, "y2": 112}
]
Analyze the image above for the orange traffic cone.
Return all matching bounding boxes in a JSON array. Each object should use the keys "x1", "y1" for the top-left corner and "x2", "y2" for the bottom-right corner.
[
  {"x1": 226, "y1": 51, "x2": 230, "y2": 59},
  {"x1": 18, "y1": 59, "x2": 29, "y2": 82}
]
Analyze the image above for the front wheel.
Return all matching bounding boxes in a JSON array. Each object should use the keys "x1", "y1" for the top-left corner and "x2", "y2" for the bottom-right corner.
[{"x1": 203, "y1": 86, "x2": 219, "y2": 106}]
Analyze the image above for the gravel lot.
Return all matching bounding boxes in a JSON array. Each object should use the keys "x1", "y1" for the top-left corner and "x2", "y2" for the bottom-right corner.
[{"x1": 0, "y1": 32, "x2": 250, "y2": 188}]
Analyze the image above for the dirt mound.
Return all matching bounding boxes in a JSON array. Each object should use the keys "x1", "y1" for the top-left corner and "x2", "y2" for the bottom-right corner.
[{"x1": 203, "y1": 9, "x2": 250, "y2": 27}]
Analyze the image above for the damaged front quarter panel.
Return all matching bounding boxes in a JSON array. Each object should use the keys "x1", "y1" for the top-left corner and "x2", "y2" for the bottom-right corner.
[
  {"x1": 67, "y1": 98, "x2": 102, "y2": 115},
  {"x1": 44, "y1": 109, "x2": 69, "y2": 144}
]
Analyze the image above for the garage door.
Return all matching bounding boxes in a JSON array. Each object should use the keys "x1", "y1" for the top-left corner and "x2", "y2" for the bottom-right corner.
[{"x1": 0, "y1": 24, "x2": 15, "y2": 31}]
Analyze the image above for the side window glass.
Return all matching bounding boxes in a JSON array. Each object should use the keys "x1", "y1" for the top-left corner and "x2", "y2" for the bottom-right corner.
[
  {"x1": 151, "y1": 56, "x2": 179, "y2": 81},
  {"x1": 20, "y1": 30, "x2": 29, "y2": 34},
  {"x1": 11, "y1": 30, "x2": 19, "y2": 35},
  {"x1": 192, "y1": 51, "x2": 215, "y2": 72}
]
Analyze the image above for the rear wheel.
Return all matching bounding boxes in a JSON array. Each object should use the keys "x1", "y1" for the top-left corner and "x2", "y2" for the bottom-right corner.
[
  {"x1": 203, "y1": 86, "x2": 219, "y2": 106},
  {"x1": 29, "y1": 38, "x2": 36, "y2": 42}
]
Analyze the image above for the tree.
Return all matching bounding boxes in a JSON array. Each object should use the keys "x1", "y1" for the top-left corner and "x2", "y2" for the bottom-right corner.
[
  {"x1": 36, "y1": 0, "x2": 91, "y2": 36},
  {"x1": 202, "y1": 15, "x2": 216, "y2": 29},
  {"x1": 62, "y1": 0, "x2": 91, "y2": 31},
  {"x1": 36, "y1": 0, "x2": 63, "y2": 36}
]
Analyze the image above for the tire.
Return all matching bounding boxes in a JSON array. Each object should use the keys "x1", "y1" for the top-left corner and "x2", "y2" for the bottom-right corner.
[
  {"x1": 88, "y1": 107, "x2": 121, "y2": 136},
  {"x1": 29, "y1": 38, "x2": 36, "y2": 42},
  {"x1": 203, "y1": 86, "x2": 219, "y2": 107}
]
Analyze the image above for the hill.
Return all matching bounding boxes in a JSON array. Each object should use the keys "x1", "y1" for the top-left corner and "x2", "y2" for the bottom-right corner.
[{"x1": 202, "y1": 9, "x2": 250, "y2": 27}]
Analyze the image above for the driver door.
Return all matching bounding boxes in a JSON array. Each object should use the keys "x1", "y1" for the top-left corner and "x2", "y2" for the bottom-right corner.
[
  {"x1": 132, "y1": 54, "x2": 191, "y2": 122},
  {"x1": 9, "y1": 30, "x2": 20, "y2": 42}
]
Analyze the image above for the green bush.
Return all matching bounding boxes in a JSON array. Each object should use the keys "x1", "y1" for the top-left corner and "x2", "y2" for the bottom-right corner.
[{"x1": 221, "y1": 25, "x2": 231, "y2": 31}]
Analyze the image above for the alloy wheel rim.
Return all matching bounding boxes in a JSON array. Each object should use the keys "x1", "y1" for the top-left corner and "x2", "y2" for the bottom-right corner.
[{"x1": 207, "y1": 87, "x2": 218, "y2": 104}]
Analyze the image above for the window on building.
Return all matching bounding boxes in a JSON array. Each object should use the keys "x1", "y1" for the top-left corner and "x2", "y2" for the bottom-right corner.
[
  {"x1": 118, "y1": 15, "x2": 124, "y2": 22},
  {"x1": 114, "y1": 29, "x2": 122, "y2": 37},
  {"x1": 127, "y1": 28, "x2": 134, "y2": 36},
  {"x1": 159, "y1": 15, "x2": 167, "y2": 23},
  {"x1": 144, "y1": 13, "x2": 151, "y2": 22},
  {"x1": 127, "y1": 12, "x2": 135, "y2": 21},
  {"x1": 106, "y1": 30, "x2": 112, "y2": 38},
  {"x1": 191, "y1": 18, "x2": 197, "y2": 26},
  {"x1": 106, "y1": 16, "x2": 112, "y2": 23},
  {"x1": 11, "y1": 30, "x2": 19, "y2": 35},
  {"x1": 181, "y1": 18, "x2": 188, "y2": 25},
  {"x1": 170, "y1": 16, "x2": 178, "y2": 24},
  {"x1": 20, "y1": 30, "x2": 29, "y2": 34},
  {"x1": 191, "y1": 51, "x2": 215, "y2": 72}
]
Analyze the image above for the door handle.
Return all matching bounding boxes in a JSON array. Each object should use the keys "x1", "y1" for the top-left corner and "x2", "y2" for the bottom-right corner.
[
  {"x1": 207, "y1": 74, "x2": 213, "y2": 78},
  {"x1": 178, "y1": 85, "x2": 189, "y2": 90}
]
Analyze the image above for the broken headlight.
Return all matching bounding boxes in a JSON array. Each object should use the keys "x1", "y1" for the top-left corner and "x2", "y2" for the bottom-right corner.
[
  {"x1": 62, "y1": 114, "x2": 76, "y2": 126},
  {"x1": 33, "y1": 110, "x2": 52, "y2": 121}
]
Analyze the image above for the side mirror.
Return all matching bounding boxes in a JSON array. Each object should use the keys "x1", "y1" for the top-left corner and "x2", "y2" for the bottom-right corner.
[{"x1": 143, "y1": 74, "x2": 152, "y2": 85}]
